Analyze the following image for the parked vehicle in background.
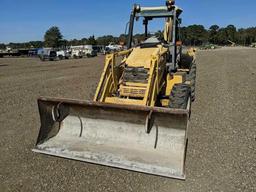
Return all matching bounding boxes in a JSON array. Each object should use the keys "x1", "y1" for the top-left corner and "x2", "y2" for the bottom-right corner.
[
  {"x1": 71, "y1": 49, "x2": 83, "y2": 59},
  {"x1": 83, "y1": 45, "x2": 97, "y2": 57},
  {"x1": 0, "y1": 48, "x2": 26, "y2": 58},
  {"x1": 70, "y1": 45, "x2": 98, "y2": 58},
  {"x1": 57, "y1": 50, "x2": 71, "y2": 60},
  {"x1": 28, "y1": 48, "x2": 39, "y2": 57},
  {"x1": 93, "y1": 45, "x2": 105, "y2": 54},
  {"x1": 70, "y1": 45, "x2": 84, "y2": 59},
  {"x1": 18, "y1": 49, "x2": 29, "y2": 56},
  {"x1": 103, "y1": 47, "x2": 111, "y2": 55},
  {"x1": 6, "y1": 47, "x2": 12, "y2": 52},
  {"x1": 38, "y1": 48, "x2": 57, "y2": 61},
  {"x1": 104, "y1": 43, "x2": 123, "y2": 54}
]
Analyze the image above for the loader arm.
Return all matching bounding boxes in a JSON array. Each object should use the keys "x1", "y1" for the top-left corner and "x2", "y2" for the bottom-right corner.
[
  {"x1": 94, "y1": 49, "x2": 132, "y2": 102},
  {"x1": 94, "y1": 46, "x2": 168, "y2": 107}
]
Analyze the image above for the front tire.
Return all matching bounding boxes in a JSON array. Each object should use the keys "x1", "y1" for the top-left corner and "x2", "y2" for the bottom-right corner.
[{"x1": 169, "y1": 84, "x2": 191, "y2": 109}]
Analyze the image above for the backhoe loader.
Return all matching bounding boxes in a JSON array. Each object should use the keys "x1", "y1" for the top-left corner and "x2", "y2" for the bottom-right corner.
[{"x1": 33, "y1": 0, "x2": 196, "y2": 179}]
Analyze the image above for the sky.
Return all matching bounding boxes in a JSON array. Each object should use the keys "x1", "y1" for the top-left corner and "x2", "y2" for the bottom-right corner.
[{"x1": 0, "y1": 0, "x2": 255, "y2": 43}]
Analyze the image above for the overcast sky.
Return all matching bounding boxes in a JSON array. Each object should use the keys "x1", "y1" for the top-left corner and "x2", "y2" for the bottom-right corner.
[{"x1": 0, "y1": 0, "x2": 255, "y2": 43}]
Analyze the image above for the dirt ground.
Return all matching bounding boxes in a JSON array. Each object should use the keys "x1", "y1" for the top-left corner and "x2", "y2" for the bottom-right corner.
[{"x1": 0, "y1": 47, "x2": 255, "y2": 192}]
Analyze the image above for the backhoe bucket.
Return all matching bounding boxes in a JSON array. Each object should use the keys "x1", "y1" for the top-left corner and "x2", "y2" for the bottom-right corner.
[{"x1": 33, "y1": 97, "x2": 190, "y2": 179}]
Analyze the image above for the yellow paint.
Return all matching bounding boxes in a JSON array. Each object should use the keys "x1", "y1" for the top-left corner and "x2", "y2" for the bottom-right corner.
[
  {"x1": 124, "y1": 82, "x2": 147, "y2": 87},
  {"x1": 94, "y1": 43, "x2": 176, "y2": 108},
  {"x1": 119, "y1": 85, "x2": 146, "y2": 98},
  {"x1": 105, "y1": 97, "x2": 145, "y2": 106},
  {"x1": 142, "y1": 57, "x2": 157, "y2": 105},
  {"x1": 116, "y1": 49, "x2": 133, "y2": 57},
  {"x1": 126, "y1": 47, "x2": 160, "y2": 68},
  {"x1": 149, "y1": 74, "x2": 158, "y2": 107},
  {"x1": 164, "y1": 17, "x2": 173, "y2": 43},
  {"x1": 94, "y1": 55, "x2": 113, "y2": 101},
  {"x1": 187, "y1": 48, "x2": 196, "y2": 58},
  {"x1": 165, "y1": 74, "x2": 183, "y2": 96},
  {"x1": 161, "y1": 99, "x2": 170, "y2": 107}
]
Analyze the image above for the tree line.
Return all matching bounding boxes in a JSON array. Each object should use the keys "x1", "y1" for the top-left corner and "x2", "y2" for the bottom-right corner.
[
  {"x1": 1, "y1": 24, "x2": 256, "y2": 49},
  {"x1": 181, "y1": 24, "x2": 256, "y2": 46}
]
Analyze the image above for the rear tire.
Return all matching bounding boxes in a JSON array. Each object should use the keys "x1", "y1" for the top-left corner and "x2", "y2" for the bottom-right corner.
[{"x1": 169, "y1": 84, "x2": 191, "y2": 109}]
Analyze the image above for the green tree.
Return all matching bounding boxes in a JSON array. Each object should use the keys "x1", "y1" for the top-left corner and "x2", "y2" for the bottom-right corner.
[
  {"x1": 59, "y1": 39, "x2": 68, "y2": 48},
  {"x1": 68, "y1": 39, "x2": 79, "y2": 46},
  {"x1": 118, "y1": 34, "x2": 128, "y2": 45},
  {"x1": 209, "y1": 25, "x2": 220, "y2": 44},
  {"x1": 29, "y1": 41, "x2": 44, "y2": 48},
  {"x1": 185, "y1": 25, "x2": 208, "y2": 46},
  {"x1": 216, "y1": 28, "x2": 228, "y2": 45},
  {"x1": 239, "y1": 27, "x2": 256, "y2": 45},
  {"x1": 133, "y1": 33, "x2": 145, "y2": 45},
  {"x1": 44, "y1": 26, "x2": 63, "y2": 48},
  {"x1": 97, "y1": 35, "x2": 118, "y2": 46},
  {"x1": 225, "y1": 25, "x2": 237, "y2": 42},
  {"x1": 87, "y1": 35, "x2": 97, "y2": 45},
  {"x1": 0, "y1": 43, "x2": 6, "y2": 50},
  {"x1": 80, "y1": 38, "x2": 88, "y2": 45}
]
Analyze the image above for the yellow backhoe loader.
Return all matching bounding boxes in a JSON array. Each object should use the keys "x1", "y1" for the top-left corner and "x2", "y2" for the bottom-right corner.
[{"x1": 33, "y1": 0, "x2": 196, "y2": 179}]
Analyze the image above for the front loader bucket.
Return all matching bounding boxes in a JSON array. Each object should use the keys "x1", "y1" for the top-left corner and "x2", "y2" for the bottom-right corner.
[{"x1": 33, "y1": 97, "x2": 190, "y2": 179}]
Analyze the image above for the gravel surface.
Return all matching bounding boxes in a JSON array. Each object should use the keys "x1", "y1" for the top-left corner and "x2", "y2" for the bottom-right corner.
[{"x1": 0, "y1": 48, "x2": 255, "y2": 192}]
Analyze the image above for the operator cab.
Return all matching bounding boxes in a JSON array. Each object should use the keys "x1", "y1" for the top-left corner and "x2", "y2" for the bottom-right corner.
[{"x1": 126, "y1": 0, "x2": 183, "y2": 73}]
